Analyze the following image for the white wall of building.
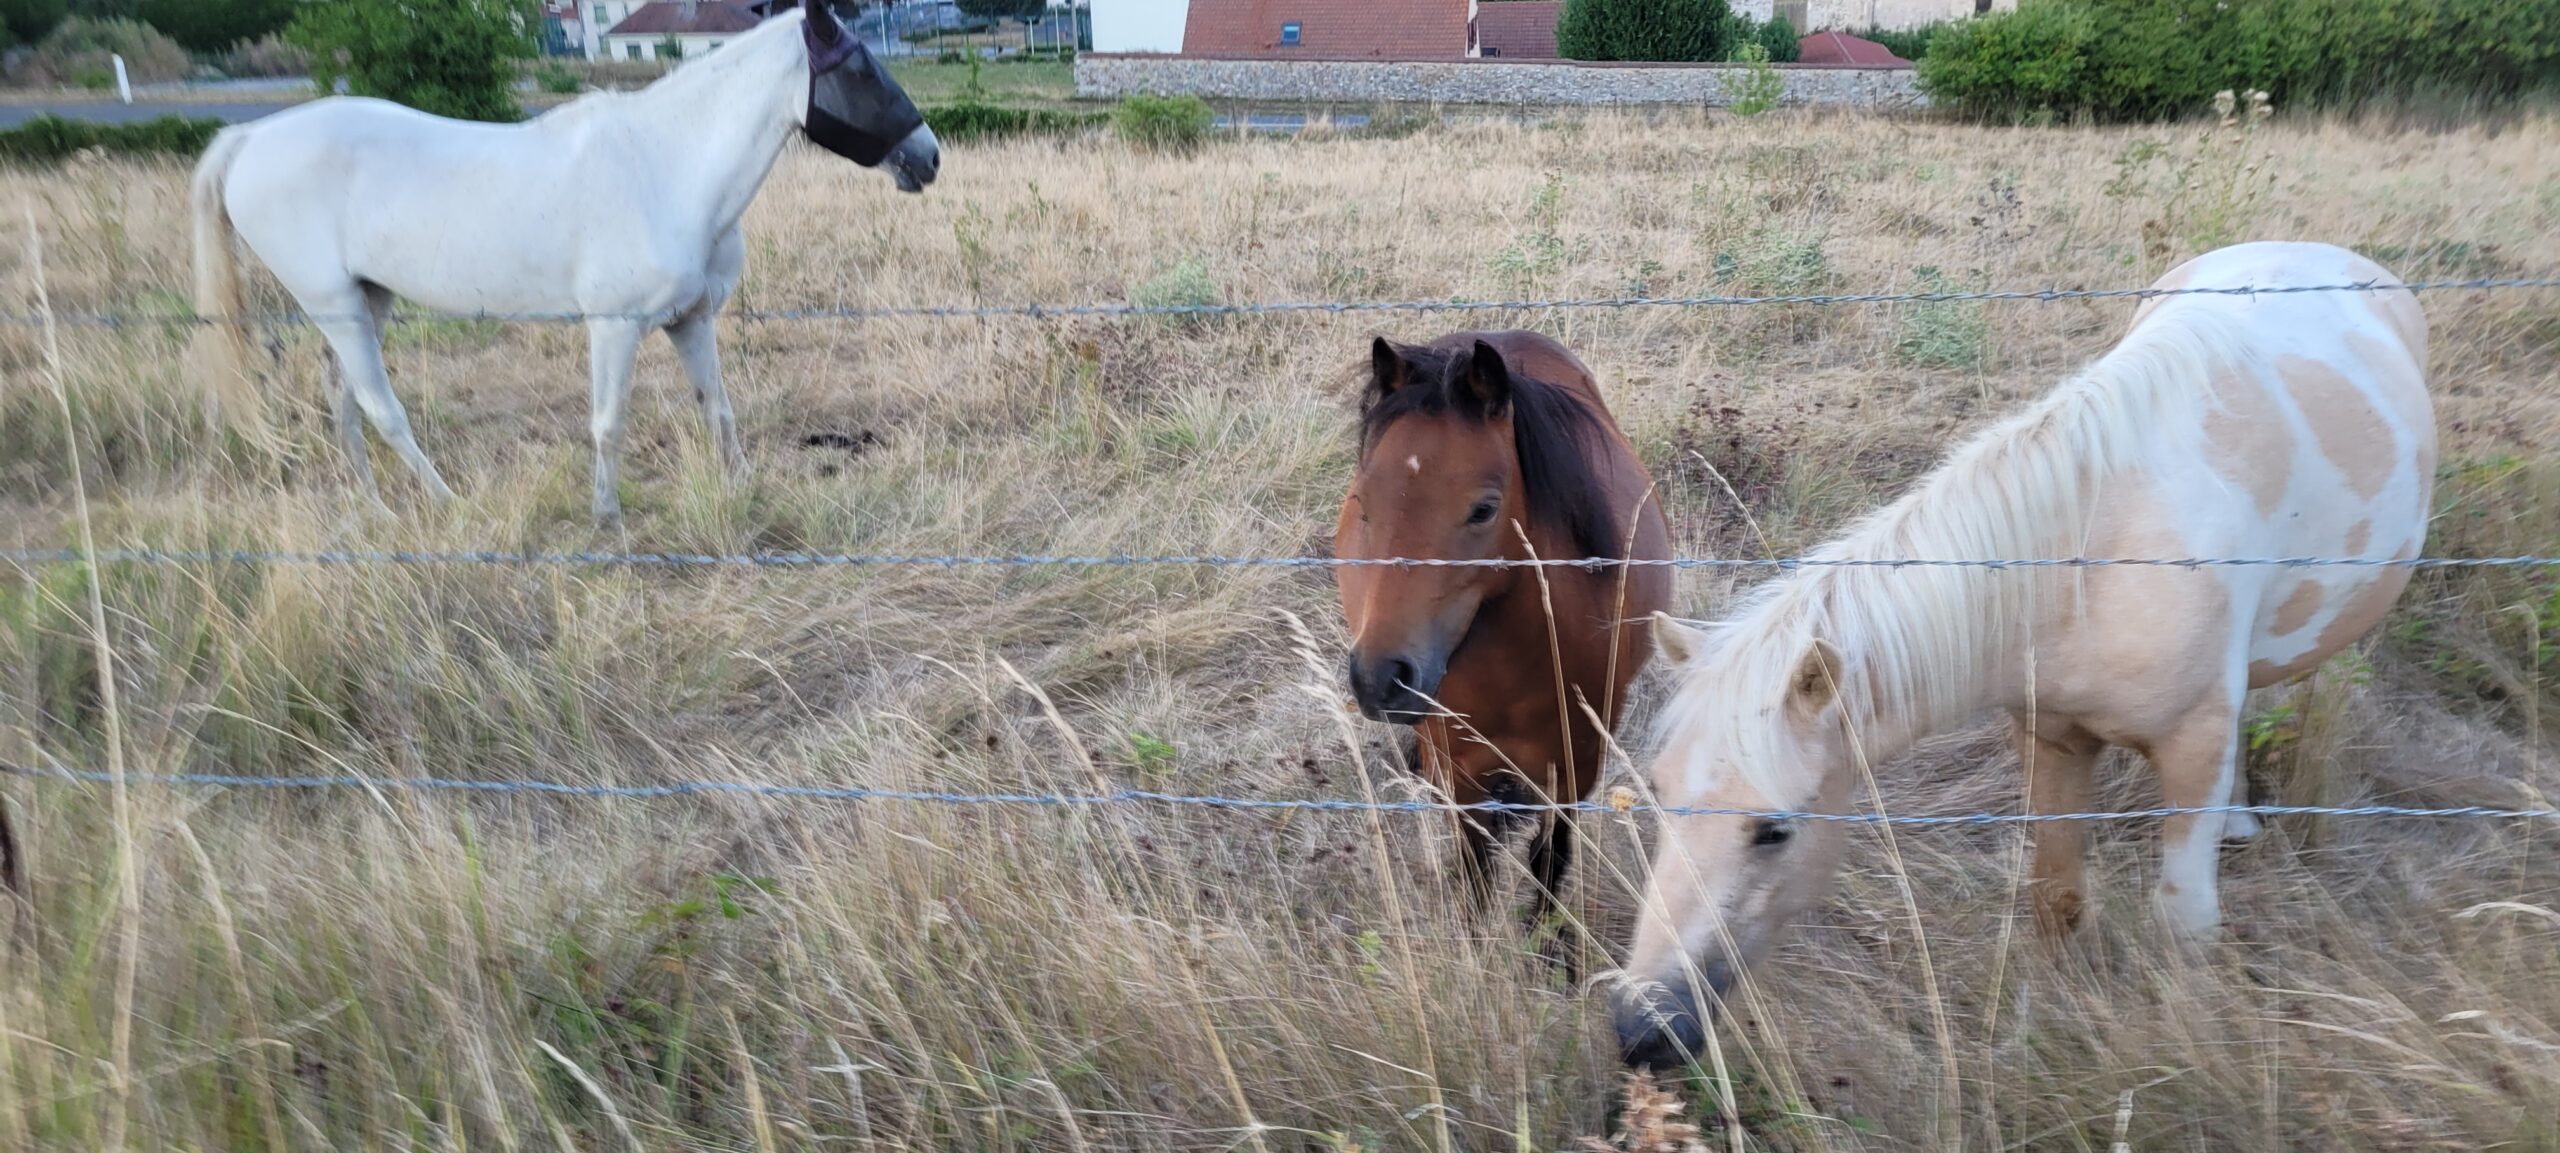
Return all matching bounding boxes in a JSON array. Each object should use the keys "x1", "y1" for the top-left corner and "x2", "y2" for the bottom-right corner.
[
  {"x1": 1804, "y1": 0, "x2": 2009, "y2": 31},
  {"x1": 600, "y1": 30, "x2": 744, "y2": 61},
  {"x1": 1093, "y1": 0, "x2": 1188, "y2": 54}
]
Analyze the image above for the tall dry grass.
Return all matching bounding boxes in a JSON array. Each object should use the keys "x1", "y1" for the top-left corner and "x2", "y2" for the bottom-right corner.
[{"x1": 1, "y1": 108, "x2": 2557, "y2": 1150}]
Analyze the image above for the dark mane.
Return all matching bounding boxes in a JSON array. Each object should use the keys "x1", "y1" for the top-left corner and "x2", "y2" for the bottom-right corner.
[{"x1": 1358, "y1": 344, "x2": 1626, "y2": 561}]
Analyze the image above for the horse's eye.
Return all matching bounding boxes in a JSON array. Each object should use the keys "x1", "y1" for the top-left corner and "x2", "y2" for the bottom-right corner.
[
  {"x1": 1751, "y1": 820, "x2": 1794, "y2": 848},
  {"x1": 1465, "y1": 501, "x2": 1498, "y2": 526}
]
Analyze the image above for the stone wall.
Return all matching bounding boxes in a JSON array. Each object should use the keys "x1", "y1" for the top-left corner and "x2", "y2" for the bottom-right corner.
[{"x1": 1075, "y1": 55, "x2": 1928, "y2": 109}]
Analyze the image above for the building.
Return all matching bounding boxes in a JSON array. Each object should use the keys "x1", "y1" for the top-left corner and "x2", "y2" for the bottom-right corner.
[
  {"x1": 1472, "y1": 0, "x2": 1558, "y2": 59},
  {"x1": 1096, "y1": 0, "x2": 1189, "y2": 53},
  {"x1": 598, "y1": 0, "x2": 770, "y2": 62},
  {"x1": 542, "y1": 1, "x2": 585, "y2": 56},
  {"x1": 1797, "y1": 0, "x2": 2013, "y2": 31},
  {"x1": 1797, "y1": 29, "x2": 1909, "y2": 65},
  {"x1": 1180, "y1": 0, "x2": 1474, "y2": 58}
]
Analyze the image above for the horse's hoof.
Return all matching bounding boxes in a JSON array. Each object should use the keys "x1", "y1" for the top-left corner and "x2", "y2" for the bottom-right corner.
[{"x1": 2031, "y1": 883, "x2": 2084, "y2": 939}]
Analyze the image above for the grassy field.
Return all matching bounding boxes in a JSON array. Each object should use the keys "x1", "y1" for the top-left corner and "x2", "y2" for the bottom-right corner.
[{"x1": 1, "y1": 108, "x2": 2557, "y2": 1151}]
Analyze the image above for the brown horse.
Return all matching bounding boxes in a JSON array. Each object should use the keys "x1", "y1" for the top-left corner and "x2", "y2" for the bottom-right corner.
[{"x1": 1334, "y1": 331, "x2": 1673, "y2": 924}]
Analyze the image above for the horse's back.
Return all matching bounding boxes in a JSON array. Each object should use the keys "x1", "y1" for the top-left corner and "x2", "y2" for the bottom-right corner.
[{"x1": 2110, "y1": 243, "x2": 2434, "y2": 685}]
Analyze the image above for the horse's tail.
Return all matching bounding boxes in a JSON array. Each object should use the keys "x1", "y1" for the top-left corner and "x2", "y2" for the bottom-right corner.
[{"x1": 188, "y1": 126, "x2": 268, "y2": 436}]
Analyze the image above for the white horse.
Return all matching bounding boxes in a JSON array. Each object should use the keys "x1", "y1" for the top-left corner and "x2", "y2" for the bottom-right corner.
[
  {"x1": 1613, "y1": 241, "x2": 2434, "y2": 1067},
  {"x1": 190, "y1": 0, "x2": 938, "y2": 522}
]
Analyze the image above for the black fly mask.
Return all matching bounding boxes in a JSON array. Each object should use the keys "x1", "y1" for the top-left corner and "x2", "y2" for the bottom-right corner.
[{"x1": 800, "y1": 0, "x2": 938, "y2": 191}]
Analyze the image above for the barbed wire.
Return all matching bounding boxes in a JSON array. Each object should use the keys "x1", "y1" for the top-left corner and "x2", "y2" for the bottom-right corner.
[
  {"x1": 4, "y1": 547, "x2": 2557, "y2": 572},
  {"x1": 6, "y1": 276, "x2": 2555, "y2": 330},
  {"x1": 6, "y1": 764, "x2": 2554, "y2": 826}
]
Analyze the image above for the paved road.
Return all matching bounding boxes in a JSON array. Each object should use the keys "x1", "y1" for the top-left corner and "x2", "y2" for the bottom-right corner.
[{"x1": 0, "y1": 102, "x2": 301, "y2": 128}]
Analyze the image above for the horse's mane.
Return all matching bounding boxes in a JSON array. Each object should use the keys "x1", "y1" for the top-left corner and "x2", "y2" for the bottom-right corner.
[
  {"x1": 1359, "y1": 344, "x2": 1626, "y2": 561},
  {"x1": 1658, "y1": 304, "x2": 2257, "y2": 800}
]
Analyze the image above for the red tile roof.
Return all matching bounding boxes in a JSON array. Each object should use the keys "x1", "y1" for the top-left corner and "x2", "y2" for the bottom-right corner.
[
  {"x1": 1183, "y1": 0, "x2": 1470, "y2": 58},
  {"x1": 606, "y1": 1, "x2": 766, "y2": 36},
  {"x1": 1474, "y1": 1, "x2": 1560, "y2": 59},
  {"x1": 1796, "y1": 30, "x2": 1909, "y2": 67}
]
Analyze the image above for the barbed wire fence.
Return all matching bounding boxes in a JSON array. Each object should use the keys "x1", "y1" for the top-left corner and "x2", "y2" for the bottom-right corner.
[{"x1": 8, "y1": 272, "x2": 2559, "y2": 828}]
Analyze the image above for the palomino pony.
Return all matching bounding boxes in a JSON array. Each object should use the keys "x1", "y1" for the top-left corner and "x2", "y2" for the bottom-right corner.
[
  {"x1": 190, "y1": 0, "x2": 937, "y2": 522},
  {"x1": 1612, "y1": 241, "x2": 2434, "y2": 1066},
  {"x1": 1335, "y1": 332, "x2": 1672, "y2": 928}
]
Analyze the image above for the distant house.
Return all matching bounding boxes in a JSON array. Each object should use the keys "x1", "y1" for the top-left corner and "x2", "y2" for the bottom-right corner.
[
  {"x1": 1181, "y1": 0, "x2": 1474, "y2": 57},
  {"x1": 600, "y1": 0, "x2": 769, "y2": 62},
  {"x1": 1796, "y1": 0, "x2": 2013, "y2": 31},
  {"x1": 1097, "y1": 0, "x2": 1191, "y2": 53},
  {"x1": 542, "y1": 1, "x2": 585, "y2": 56},
  {"x1": 1797, "y1": 29, "x2": 1909, "y2": 65},
  {"x1": 1473, "y1": 1, "x2": 1558, "y2": 58}
]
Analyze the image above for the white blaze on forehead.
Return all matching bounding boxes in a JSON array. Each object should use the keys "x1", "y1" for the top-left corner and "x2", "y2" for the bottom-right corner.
[{"x1": 1405, "y1": 455, "x2": 1421, "y2": 474}]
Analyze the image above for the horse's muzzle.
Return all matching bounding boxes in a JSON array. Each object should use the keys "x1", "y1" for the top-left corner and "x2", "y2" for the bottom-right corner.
[
  {"x1": 1346, "y1": 650, "x2": 1444, "y2": 725},
  {"x1": 1612, "y1": 961, "x2": 1729, "y2": 1069},
  {"x1": 885, "y1": 125, "x2": 939, "y2": 193}
]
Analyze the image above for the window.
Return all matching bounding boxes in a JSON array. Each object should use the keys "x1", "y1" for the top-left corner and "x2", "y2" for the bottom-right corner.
[
  {"x1": 1482, "y1": 46, "x2": 1499, "y2": 56},
  {"x1": 1279, "y1": 22, "x2": 1300, "y2": 46},
  {"x1": 709, "y1": 41, "x2": 723, "y2": 51},
  {"x1": 626, "y1": 42, "x2": 642, "y2": 59}
]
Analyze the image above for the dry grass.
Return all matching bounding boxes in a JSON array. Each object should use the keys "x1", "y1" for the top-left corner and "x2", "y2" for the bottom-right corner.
[{"x1": 1, "y1": 108, "x2": 2558, "y2": 1151}]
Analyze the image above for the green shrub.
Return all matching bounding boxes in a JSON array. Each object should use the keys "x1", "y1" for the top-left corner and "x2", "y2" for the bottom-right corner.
[
  {"x1": 217, "y1": 32, "x2": 312, "y2": 80},
  {"x1": 138, "y1": 0, "x2": 298, "y2": 53},
  {"x1": 1558, "y1": 0, "x2": 1733, "y2": 62},
  {"x1": 1915, "y1": 0, "x2": 2094, "y2": 118},
  {"x1": 1858, "y1": 21, "x2": 1956, "y2": 62},
  {"x1": 290, "y1": 0, "x2": 536, "y2": 123},
  {"x1": 1112, "y1": 93, "x2": 1213, "y2": 153},
  {"x1": 1722, "y1": 40, "x2": 1785, "y2": 113},
  {"x1": 11, "y1": 16, "x2": 192, "y2": 86},
  {"x1": 0, "y1": 114, "x2": 225, "y2": 164},
  {"x1": 924, "y1": 101, "x2": 1106, "y2": 141},
  {"x1": 535, "y1": 60, "x2": 580, "y2": 94},
  {"x1": 0, "y1": 0, "x2": 64, "y2": 49},
  {"x1": 1919, "y1": 0, "x2": 2560, "y2": 121},
  {"x1": 1722, "y1": 12, "x2": 1799, "y2": 62}
]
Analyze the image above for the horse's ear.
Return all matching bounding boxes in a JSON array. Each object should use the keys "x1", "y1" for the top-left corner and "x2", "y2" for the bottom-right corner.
[
  {"x1": 1455, "y1": 339, "x2": 1512, "y2": 415},
  {"x1": 1651, "y1": 611, "x2": 1707, "y2": 669},
  {"x1": 804, "y1": 0, "x2": 842, "y2": 42},
  {"x1": 1369, "y1": 337, "x2": 1411, "y2": 398},
  {"x1": 1789, "y1": 639, "x2": 1846, "y2": 715}
]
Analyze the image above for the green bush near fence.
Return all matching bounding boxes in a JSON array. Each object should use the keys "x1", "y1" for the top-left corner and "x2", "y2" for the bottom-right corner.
[
  {"x1": 0, "y1": 114, "x2": 226, "y2": 164},
  {"x1": 1112, "y1": 93, "x2": 1214, "y2": 153},
  {"x1": 925, "y1": 101, "x2": 1106, "y2": 141},
  {"x1": 1920, "y1": 0, "x2": 2560, "y2": 120}
]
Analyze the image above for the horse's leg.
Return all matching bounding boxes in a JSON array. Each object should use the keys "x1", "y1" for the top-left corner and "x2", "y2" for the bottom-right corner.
[
  {"x1": 321, "y1": 330, "x2": 378, "y2": 503},
  {"x1": 312, "y1": 289, "x2": 453, "y2": 501},
  {"x1": 586, "y1": 319, "x2": 650, "y2": 525},
  {"x1": 2016, "y1": 713, "x2": 2104, "y2": 938},
  {"x1": 1525, "y1": 810, "x2": 1581, "y2": 982},
  {"x1": 2149, "y1": 693, "x2": 2245, "y2": 938},
  {"x1": 666, "y1": 311, "x2": 744, "y2": 476},
  {"x1": 2221, "y1": 757, "x2": 2263, "y2": 842}
]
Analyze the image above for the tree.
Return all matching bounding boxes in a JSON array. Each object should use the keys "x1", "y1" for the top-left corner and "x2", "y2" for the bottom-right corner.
[
  {"x1": 289, "y1": 0, "x2": 535, "y2": 123},
  {"x1": 136, "y1": 0, "x2": 298, "y2": 52},
  {"x1": 1556, "y1": 0, "x2": 1732, "y2": 62},
  {"x1": 0, "y1": 0, "x2": 67, "y2": 47}
]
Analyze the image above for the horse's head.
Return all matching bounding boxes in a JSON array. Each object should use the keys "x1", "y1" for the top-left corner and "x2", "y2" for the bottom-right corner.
[
  {"x1": 1333, "y1": 337, "x2": 1533, "y2": 724},
  {"x1": 800, "y1": 0, "x2": 939, "y2": 192},
  {"x1": 1612, "y1": 613, "x2": 1856, "y2": 1069}
]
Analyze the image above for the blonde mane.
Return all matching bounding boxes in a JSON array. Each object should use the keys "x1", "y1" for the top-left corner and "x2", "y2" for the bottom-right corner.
[{"x1": 1659, "y1": 304, "x2": 2259, "y2": 801}]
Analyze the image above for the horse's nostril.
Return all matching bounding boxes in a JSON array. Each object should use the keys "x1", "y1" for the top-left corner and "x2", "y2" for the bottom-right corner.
[{"x1": 1387, "y1": 659, "x2": 1418, "y2": 693}]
